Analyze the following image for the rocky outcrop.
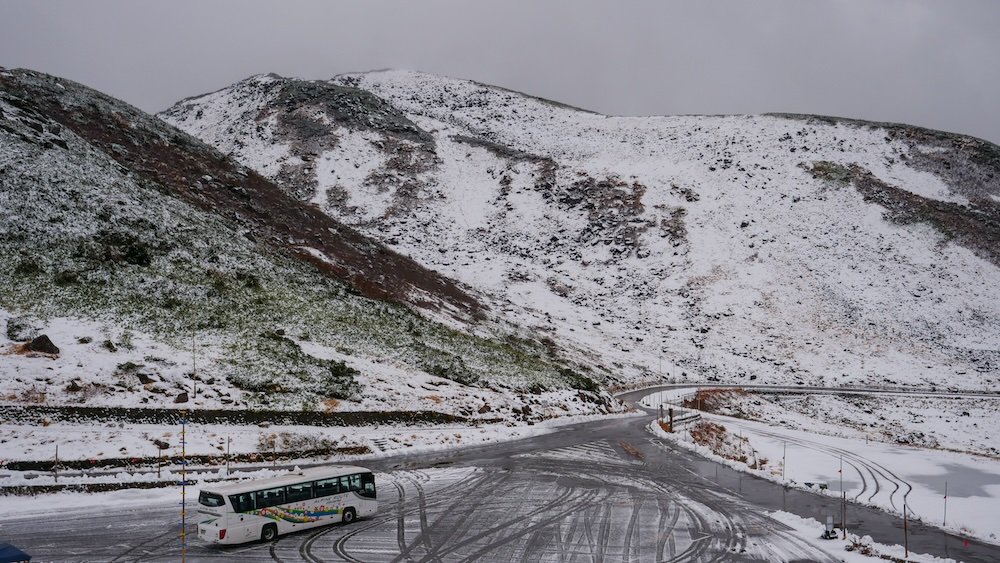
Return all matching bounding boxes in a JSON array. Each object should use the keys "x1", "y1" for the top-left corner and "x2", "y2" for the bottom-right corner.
[{"x1": 26, "y1": 334, "x2": 59, "y2": 354}]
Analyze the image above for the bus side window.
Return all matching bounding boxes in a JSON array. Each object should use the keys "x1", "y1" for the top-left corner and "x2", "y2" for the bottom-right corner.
[
  {"x1": 340, "y1": 475, "x2": 351, "y2": 492},
  {"x1": 360, "y1": 473, "x2": 376, "y2": 498},
  {"x1": 255, "y1": 486, "x2": 285, "y2": 509},
  {"x1": 287, "y1": 482, "x2": 312, "y2": 503},
  {"x1": 314, "y1": 478, "x2": 338, "y2": 498},
  {"x1": 349, "y1": 474, "x2": 362, "y2": 492},
  {"x1": 229, "y1": 493, "x2": 253, "y2": 512}
]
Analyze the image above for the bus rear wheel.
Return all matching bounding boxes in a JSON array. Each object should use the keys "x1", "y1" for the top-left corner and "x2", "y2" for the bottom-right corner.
[
  {"x1": 261, "y1": 523, "x2": 278, "y2": 542},
  {"x1": 342, "y1": 507, "x2": 356, "y2": 524}
]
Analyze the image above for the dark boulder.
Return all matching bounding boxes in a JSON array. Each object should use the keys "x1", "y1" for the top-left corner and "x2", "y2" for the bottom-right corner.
[
  {"x1": 27, "y1": 334, "x2": 59, "y2": 354},
  {"x1": 174, "y1": 392, "x2": 189, "y2": 404}
]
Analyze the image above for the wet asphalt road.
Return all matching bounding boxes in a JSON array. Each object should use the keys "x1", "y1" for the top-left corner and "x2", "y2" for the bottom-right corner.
[{"x1": 3, "y1": 387, "x2": 998, "y2": 562}]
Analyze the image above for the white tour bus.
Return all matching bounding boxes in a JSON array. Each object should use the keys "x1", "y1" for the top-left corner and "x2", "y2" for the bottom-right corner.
[{"x1": 197, "y1": 465, "x2": 377, "y2": 544}]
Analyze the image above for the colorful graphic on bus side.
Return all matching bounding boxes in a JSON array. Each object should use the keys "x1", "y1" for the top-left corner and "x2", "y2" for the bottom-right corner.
[{"x1": 253, "y1": 505, "x2": 341, "y2": 523}]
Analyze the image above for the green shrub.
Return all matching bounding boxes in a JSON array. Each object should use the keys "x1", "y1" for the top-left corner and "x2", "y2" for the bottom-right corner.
[{"x1": 560, "y1": 367, "x2": 600, "y2": 393}]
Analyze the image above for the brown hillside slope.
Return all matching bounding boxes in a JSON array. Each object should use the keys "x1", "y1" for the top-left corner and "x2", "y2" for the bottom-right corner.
[{"x1": 0, "y1": 68, "x2": 482, "y2": 318}]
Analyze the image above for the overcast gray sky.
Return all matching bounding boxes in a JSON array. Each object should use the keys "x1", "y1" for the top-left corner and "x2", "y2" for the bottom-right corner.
[{"x1": 2, "y1": 0, "x2": 999, "y2": 143}]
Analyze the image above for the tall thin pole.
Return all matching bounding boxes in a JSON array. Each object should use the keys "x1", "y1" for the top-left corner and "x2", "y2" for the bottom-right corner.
[
  {"x1": 840, "y1": 456, "x2": 846, "y2": 539},
  {"x1": 226, "y1": 436, "x2": 231, "y2": 475},
  {"x1": 782, "y1": 441, "x2": 786, "y2": 480},
  {"x1": 943, "y1": 481, "x2": 948, "y2": 526},
  {"x1": 839, "y1": 455, "x2": 843, "y2": 492},
  {"x1": 904, "y1": 503, "x2": 909, "y2": 558},
  {"x1": 842, "y1": 491, "x2": 847, "y2": 539},
  {"x1": 54, "y1": 445, "x2": 59, "y2": 484}
]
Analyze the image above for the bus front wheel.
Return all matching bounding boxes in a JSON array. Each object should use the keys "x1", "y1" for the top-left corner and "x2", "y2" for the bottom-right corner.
[
  {"x1": 261, "y1": 523, "x2": 278, "y2": 542},
  {"x1": 342, "y1": 507, "x2": 356, "y2": 524}
]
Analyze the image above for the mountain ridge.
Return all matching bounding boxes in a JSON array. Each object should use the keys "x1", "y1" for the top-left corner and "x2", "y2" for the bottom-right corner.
[{"x1": 162, "y1": 68, "x2": 1000, "y2": 391}]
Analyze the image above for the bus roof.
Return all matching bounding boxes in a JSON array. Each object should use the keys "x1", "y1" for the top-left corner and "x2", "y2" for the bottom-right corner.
[{"x1": 200, "y1": 465, "x2": 372, "y2": 496}]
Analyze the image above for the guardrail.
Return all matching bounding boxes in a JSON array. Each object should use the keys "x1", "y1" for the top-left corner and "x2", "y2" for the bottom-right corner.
[
  {"x1": 656, "y1": 404, "x2": 701, "y2": 431},
  {"x1": 631, "y1": 382, "x2": 1000, "y2": 400}
]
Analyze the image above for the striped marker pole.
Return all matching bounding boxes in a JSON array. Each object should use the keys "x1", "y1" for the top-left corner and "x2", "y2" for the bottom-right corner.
[{"x1": 180, "y1": 416, "x2": 187, "y2": 563}]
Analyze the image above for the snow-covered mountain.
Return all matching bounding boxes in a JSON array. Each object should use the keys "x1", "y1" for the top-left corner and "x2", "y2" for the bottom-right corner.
[
  {"x1": 162, "y1": 70, "x2": 1000, "y2": 390},
  {"x1": 0, "y1": 68, "x2": 614, "y2": 418}
]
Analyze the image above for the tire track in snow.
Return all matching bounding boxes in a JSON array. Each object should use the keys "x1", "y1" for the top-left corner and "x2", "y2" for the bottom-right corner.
[
  {"x1": 399, "y1": 471, "x2": 513, "y2": 562},
  {"x1": 620, "y1": 493, "x2": 642, "y2": 562},
  {"x1": 452, "y1": 488, "x2": 609, "y2": 563},
  {"x1": 326, "y1": 468, "x2": 484, "y2": 562},
  {"x1": 726, "y1": 421, "x2": 914, "y2": 512}
]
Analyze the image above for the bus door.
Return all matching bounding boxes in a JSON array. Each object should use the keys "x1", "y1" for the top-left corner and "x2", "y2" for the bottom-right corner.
[{"x1": 228, "y1": 492, "x2": 257, "y2": 541}]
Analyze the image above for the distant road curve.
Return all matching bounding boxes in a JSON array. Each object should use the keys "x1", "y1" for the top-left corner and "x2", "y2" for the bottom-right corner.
[{"x1": 617, "y1": 382, "x2": 1000, "y2": 407}]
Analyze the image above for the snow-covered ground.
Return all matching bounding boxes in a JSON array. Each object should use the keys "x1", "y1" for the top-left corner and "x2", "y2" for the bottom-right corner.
[
  {"x1": 769, "y1": 510, "x2": 959, "y2": 563},
  {"x1": 0, "y1": 461, "x2": 960, "y2": 563},
  {"x1": 0, "y1": 310, "x2": 230, "y2": 408},
  {"x1": 645, "y1": 390, "x2": 1000, "y2": 544},
  {"x1": 0, "y1": 307, "x2": 621, "y2": 421},
  {"x1": 0, "y1": 407, "x2": 640, "y2": 470},
  {"x1": 3, "y1": 381, "x2": 985, "y2": 560},
  {"x1": 720, "y1": 390, "x2": 1000, "y2": 457}
]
